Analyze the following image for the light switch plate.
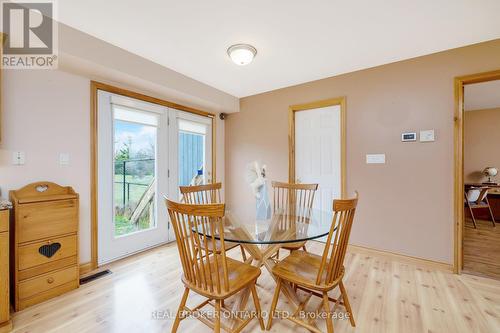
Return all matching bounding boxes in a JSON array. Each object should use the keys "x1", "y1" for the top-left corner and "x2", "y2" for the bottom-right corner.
[
  {"x1": 12, "y1": 151, "x2": 25, "y2": 165},
  {"x1": 366, "y1": 154, "x2": 386, "y2": 164},
  {"x1": 420, "y1": 130, "x2": 435, "y2": 142},
  {"x1": 59, "y1": 153, "x2": 70, "y2": 166}
]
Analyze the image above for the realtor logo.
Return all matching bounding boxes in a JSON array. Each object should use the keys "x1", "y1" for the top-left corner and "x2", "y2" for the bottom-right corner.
[{"x1": 2, "y1": 0, "x2": 58, "y2": 69}]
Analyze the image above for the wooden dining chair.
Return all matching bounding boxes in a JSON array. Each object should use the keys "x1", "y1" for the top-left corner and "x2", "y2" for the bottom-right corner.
[
  {"x1": 464, "y1": 186, "x2": 496, "y2": 228},
  {"x1": 267, "y1": 192, "x2": 358, "y2": 333},
  {"x1": 272, "y1": 181, "x2": 318, "y2": 257},
  {"x1": 166, "y1": 199, "x2": 265, "y2": 333},
  {"x1": 179, "y1": 183, "x2": 247, "y2": 261}
]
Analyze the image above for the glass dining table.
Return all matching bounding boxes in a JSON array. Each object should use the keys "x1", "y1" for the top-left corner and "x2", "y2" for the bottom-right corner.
[
  {"x1": 220, "y1": 208, "x2": 333, "y2": 244},
  {"x1": 193, "y1": 207, "x2": 335, "y2": 323}
]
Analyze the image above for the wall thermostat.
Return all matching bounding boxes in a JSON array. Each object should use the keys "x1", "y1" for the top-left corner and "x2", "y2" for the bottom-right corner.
[{"x1": 401, "y1": 132, "x2": 417, "y2": 142}]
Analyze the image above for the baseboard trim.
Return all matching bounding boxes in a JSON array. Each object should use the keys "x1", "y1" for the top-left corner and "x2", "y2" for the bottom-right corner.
[
  {"x1": 0, "y1": 320, "x2": 12, "y2": 333},
  {"x1": 79, "y1": 241, "x2": 176, "y2": 277},
  {"x1": 347, "y1": 244, "x2": 453, "y2": 272},
  {"x1": 79, "y1": 262, "x2": 93, "y2": 276},
  {"x1": 78, "y1": 242, "x2": 453, "y2": 275}
]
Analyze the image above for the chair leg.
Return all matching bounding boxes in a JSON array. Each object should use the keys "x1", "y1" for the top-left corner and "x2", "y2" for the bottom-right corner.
[
  {"x1": 339, "y1": 281, "x2": 355, "y2": 327},
  {"x1": 214, "y1": 299, "x2": 221, "y2": 333},
  {"x1": 322, "y1": 292, "x2": 334, "y2": 333},
  {"x1": 275, "y1": 248, "x2": 280, "y2": 260},
  {"x1": 302, "y1": 244, "x2": 307, "y2": 252},
  {"x1": 266, "y1": 278, "x2": 282, "y2": 330},
  {"x1": 468, "y1": 205, "x2": 478, "y2": 229},
  {"x1": 250, "y1": 283, "x2": 265, "y2": 330},
  {"x1": 487, "y1": 203, "x2": 496, "y2": 227},
  {"x1": 172, "y1": 287, "x2": 189, "y2": 333},
  {"x1": 240, "y1": 245, "x2": 247, "y2": 261}
]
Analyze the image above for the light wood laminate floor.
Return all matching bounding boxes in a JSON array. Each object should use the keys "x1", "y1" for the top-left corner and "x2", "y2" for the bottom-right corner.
[
  {"x1": 11, "y1": 242, "x2": 500, "y2": 333},
  {"x1": 463, "y1": 218, "x2": 500, "y2": 280}
]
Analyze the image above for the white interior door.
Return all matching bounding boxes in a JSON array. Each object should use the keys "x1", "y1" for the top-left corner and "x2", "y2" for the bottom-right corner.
[
  {"x1": 295, "y1": 105, "x2": 342, "y2": 212},
  {"x1": 97, "y1": 91, "x2": 170, "y2": 265}
]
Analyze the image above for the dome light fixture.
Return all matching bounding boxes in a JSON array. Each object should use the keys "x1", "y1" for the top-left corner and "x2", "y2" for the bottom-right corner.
[{"x1": 227, "y1": 44, "x2": 257, "y2": 66}]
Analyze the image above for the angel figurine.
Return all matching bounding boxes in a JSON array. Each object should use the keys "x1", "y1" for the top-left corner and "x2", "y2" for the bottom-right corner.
[{"x1": 245, "y1": 161, "x2": 271, "y2": 220}]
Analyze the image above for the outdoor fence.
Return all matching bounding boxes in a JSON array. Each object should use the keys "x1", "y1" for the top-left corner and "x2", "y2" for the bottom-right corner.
[
  {"x1": 114, "y1": 158, "x2": 154, "y2": 208},
  {"x1": 114, "y1": 132, "x2": 204, "y2": 208}
]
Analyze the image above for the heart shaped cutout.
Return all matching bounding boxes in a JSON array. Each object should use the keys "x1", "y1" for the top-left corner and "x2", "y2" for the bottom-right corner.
[
  {"x1": 39, "y1": 242, "x2": 61, "y2": 258},
  {"x1": 36, "y1": 184, "x2": 49, "y2": 192}
]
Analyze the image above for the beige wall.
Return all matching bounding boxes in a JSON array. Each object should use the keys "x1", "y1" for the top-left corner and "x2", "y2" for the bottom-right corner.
[
  {"x1": 465, "y1": 108, "x2": 500, "y2": 183},
  {"x1": 0, "y1": 70, "x2": 227, "y2": 265},
  {"x1": 226, "y1": 39, "x2": 500, "y2": 264}
]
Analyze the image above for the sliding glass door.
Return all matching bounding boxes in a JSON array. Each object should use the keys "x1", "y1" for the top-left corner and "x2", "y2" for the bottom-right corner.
[{"x1": 97, "y1": 91, "x2": 213, "y2": 265}]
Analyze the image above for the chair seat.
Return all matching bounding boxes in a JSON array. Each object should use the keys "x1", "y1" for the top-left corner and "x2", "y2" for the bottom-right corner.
[
  {"x1": 272, "y1": 250, "x2": 342, "y2": 291},
  {"x1": 281, "y1": 240, "x2": 306, "y2": 250},
  {"x1": 468, "y1": 201, "x2": 489, "y2": 208},
  {"x1": 195, "y1": 238, "x2": 239, "y2": 253},
  {"x1": 182, "y1": 256, "x2": 261, "y2": 299}
]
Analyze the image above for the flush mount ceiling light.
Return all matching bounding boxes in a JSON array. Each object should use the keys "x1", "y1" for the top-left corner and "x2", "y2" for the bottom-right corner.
[{"x1": 227, "y1": 44, "x2": 257, "y2": 66}]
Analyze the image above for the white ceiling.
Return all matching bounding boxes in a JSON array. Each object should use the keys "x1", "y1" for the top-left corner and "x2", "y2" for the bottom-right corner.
[
  {"x1": 58, "y1": 1, "x2": 500, "y2": 98},
  {"x1": 464, "y1": 80, "x2": 500, "y2": 111}
]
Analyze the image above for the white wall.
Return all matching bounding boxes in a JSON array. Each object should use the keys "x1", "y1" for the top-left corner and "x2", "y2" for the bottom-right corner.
[
  {"x1": 0, "y1": 69, "x2": 226, "y2": 264},
  {"x1": 0, "y1": 70, "x2": 90, "y2": 260}
]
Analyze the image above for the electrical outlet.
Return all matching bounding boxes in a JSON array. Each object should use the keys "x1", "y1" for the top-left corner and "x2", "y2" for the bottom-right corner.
[
  {"x1": 59, "y1": 153, "x2": 70, "y2": 166},
  {"x1": 12, "y1": 151, "x2": 25, "y2": 165}
]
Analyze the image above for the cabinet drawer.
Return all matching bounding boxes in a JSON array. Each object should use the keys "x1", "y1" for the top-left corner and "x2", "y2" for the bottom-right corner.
[
  {"x1": 17, "y1": 199, "x2": 77, "y2": 243},
  {"x1": 0, "y1": 209, "x2": 8, "y2": 233},
  {"x1": 18, "y1": 265, "x2": 78, "y2": 300},
  {"x1": 18, "y1": 235, "x2": 77, "y2": 271}
]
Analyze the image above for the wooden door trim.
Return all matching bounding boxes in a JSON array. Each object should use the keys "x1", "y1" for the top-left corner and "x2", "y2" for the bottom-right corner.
[
  {"x1": 90, "y1": 81, "x2": 216, "y2": 271},
  {"x1": 0, "y1": 33, "x2": 6, "y2": 144},
  {"x1": 453, "y1": 69, "x2": 500, "y2": 274},
  {"x1": 288, "y1": 97, "x2": 346, "y2": 198}
]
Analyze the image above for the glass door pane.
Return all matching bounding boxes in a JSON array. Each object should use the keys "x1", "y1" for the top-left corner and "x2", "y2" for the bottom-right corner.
[
  {"x1": 98, "y1": 90, "x2": 170, "y2": 265},
  {"x1": 178, "y1": 118, "x2": 208, "y2": 186},
  {"x1": 113, "y1": 108, "x2": 157, "y2": 237}
]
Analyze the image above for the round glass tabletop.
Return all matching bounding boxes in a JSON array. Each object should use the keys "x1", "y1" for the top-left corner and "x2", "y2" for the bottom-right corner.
[{"x1": 193, "y1": 208, "x2": 334, "y2": 245}]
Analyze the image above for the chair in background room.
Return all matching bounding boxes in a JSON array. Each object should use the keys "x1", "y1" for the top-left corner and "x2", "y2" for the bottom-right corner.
[
  {"x1": 166, "y1": 199, "x2": 264, "y2": 333},
  {"x1": 180, "y1": 183, "x2": 247, "y2": 261},
  {"x1": 464, "y1": 186, "x2": 496, "y2": 228},
  {"x1": 267, "y1": 193, "x2": 358, "y2": 333},
  {"x1": 271, "y1": 181, "x2": 318, "y2": 257}
]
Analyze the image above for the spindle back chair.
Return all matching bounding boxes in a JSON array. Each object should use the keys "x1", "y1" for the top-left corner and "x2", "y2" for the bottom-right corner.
[
  {"x1": 267, "y1": 192, "x2": 359, "y2": 333},
  {"x1": 166, "y1": 199, "x2": 264, "y2": 333},
  {"x1": 272, "y1": 181, "x2": 318, "y2": 254},
  {"x1": 180, "y1": 182, "x2": 222, "y2": 205},
  {"x1": 179, "y1": 182, "x2": 247, "y2": 260}
]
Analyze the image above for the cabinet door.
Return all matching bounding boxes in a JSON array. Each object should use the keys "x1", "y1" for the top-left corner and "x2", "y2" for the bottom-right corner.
[{"x1": 0, "y1": 232, "x2": 9, "y2": 323}]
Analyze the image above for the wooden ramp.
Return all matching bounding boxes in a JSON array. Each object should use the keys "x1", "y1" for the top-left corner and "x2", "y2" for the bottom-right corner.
[{"x1": 129, "y1": 180, "x2": 156, "y2": 225}]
